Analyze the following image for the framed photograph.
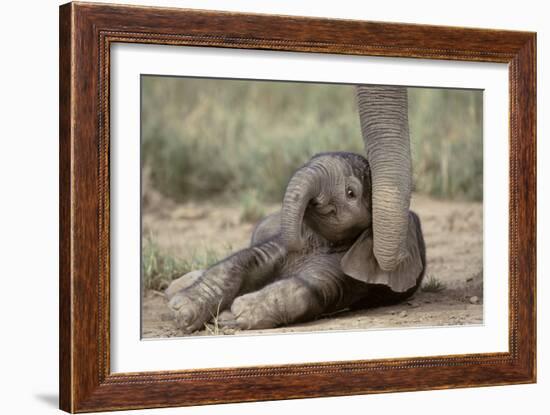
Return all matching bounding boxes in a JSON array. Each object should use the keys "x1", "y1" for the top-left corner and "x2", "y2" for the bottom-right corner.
[{"x1": 59, "y1": 2, "x2": 536, "y2": 412}]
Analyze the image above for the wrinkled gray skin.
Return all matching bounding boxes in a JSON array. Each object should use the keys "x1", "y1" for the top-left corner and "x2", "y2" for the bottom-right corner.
[
  {"x1": 168, "y1": 151, "x2": 425, "y2": 332},
  {"x1": 167, "y1": 85, "x2": 426, "y2": 333}
]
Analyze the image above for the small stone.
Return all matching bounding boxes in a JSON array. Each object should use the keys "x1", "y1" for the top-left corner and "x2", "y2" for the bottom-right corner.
[
  {"x1": 399, "y1": 311, "x2": 408, "y2": 318},
  {"x1": 469, "y1": 296, "x2": 479, "y2": 304},
  {"x1": 407, "y1": 301, "x2": 420, "y2": 308}
]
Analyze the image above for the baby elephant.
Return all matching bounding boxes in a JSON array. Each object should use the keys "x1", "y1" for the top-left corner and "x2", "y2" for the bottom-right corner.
[{"x1": 167, "y1": 152, "x2": 426, "y2": 333}]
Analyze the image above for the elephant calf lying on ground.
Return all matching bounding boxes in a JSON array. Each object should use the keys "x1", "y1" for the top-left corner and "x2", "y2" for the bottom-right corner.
[{"x1": 166, "y1": 152, "x2": 426, "y2": 333}]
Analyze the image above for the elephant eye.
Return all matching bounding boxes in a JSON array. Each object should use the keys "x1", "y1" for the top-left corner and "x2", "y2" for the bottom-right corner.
[{"x1": 346, "y1": 187, "x2": 356, "y2": 199}]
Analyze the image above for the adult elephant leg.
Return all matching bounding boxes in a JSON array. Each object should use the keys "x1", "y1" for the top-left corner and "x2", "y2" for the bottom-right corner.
[
  {"x1": 168, "y1": 238, "x2": 287, "y2": 333},
  {"x1": 356, "y1": 85, "x2": 412, "y2": 272}
]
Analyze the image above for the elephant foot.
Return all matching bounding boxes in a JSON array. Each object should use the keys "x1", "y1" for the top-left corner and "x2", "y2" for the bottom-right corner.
[
  {"x1": 168, "y1": 292, "x2": 210, "y2": 333},
  {"x1": 222, "y1": 292, "x2": 277, "y2": 330},
  {"x1": 167, "y1": 264, "x2": 240, "y2": 333},
  {"x1": 217, "y1": 309, "x2": 240, "y2": 329},
  {"x1": 165, "y1": 270, "x2": 211, "y2": 333},
  {"x1": 220, "y1": 278, "x2": 325, "y2": 330}
]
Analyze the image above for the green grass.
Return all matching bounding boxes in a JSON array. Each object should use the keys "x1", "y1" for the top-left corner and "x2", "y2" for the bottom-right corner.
[
  {"x1": 142, "y1": 78, "x2": 364, "y2": 204},
  {"x1": 142, "y1": 77, "x2": 483, "y2": 203},
  {"x1": 203, "y1": 299, "x2": 225, "y2": 335},
  {"x1": 142, "y1": 235, "x2": 224, "y2": 291},
  {"x1": 421, "y1": 275, "x2": 446, "y2": 293}
]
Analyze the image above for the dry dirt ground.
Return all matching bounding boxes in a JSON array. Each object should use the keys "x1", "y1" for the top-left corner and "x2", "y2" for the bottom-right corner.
[{"x1": 141, "y1": 194, "x2": 483, "y2": 338}]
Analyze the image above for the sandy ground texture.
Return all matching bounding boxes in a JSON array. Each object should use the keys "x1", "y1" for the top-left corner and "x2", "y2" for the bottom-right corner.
[{"x1": 141, "y1": 193, "x2": 483, "y2": 338}]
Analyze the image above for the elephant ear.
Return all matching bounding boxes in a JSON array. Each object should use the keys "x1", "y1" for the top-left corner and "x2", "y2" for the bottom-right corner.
[{"x1": 341, "y1": 212, "x2": 425, "y2": 293}]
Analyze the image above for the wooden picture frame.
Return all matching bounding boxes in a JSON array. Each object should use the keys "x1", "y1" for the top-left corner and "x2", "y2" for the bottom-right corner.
[{"x1": 59, "y1": 2, "x2": 536, "y2": 412}]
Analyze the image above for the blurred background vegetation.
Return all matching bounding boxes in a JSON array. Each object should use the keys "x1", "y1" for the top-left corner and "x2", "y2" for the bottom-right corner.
[
  {"x1": 141, "y1": 76, "x2": 483, "y2": 205},
  {"x1": 141, "y1": 77, "x2": 483, "y2": 291}
]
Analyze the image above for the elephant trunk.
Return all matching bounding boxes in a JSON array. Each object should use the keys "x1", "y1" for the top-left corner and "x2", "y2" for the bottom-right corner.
[
  {"x1": 281, "y1": 164, "x2": 324, "y2": 252},
  {"x1": 356, "y1": 85, "x2": 412, "y2": 272}
]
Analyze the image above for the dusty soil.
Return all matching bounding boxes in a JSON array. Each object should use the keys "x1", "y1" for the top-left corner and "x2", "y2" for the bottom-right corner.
[{"x1": 141, "y1": 193, "x2": 483, "y2": 338}]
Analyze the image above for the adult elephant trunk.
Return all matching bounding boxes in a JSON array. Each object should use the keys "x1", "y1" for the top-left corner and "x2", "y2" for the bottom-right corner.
[
  {"x1": 281, "y1": 163, "x2": 324, "y2": 252},
  {"x1": 356, "y1": 85, "x2": 412, "y2": 272}
]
